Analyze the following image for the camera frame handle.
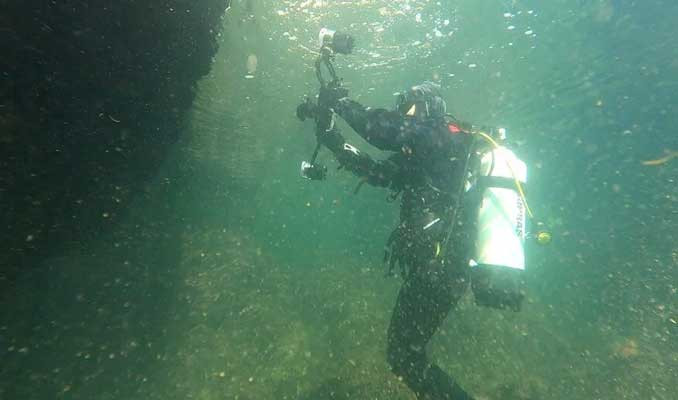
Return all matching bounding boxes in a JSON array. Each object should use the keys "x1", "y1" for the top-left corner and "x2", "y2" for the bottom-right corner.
[
  {"x1": 299, "y1": 39, "x2": 347, "y2": 182},
  {"x1": 309, "y1": 142, "x2": 321, "y2": 165},
  {"x1": 315, "y1": 46, "x2": 338, "y2": 88}
]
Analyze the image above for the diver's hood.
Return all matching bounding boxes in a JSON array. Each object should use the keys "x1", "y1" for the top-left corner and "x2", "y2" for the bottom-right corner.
[{"x1": 396, "y1": 81, "x2": 447, "y2": 120}]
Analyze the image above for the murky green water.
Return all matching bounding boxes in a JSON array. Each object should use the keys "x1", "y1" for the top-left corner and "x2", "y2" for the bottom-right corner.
[{"x1": 2, "y1": 1, "x2": 677, "y2": 399}]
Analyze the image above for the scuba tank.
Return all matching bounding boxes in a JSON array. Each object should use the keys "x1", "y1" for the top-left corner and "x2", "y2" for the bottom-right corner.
[{"x1": 469, "y1": 137, "x2": 527, "y2": 311}]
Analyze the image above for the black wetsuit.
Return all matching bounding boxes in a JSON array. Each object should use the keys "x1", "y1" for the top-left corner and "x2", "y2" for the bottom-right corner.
[{"x1": 316, "y1": 98, "x2": 477, "y2": 400}]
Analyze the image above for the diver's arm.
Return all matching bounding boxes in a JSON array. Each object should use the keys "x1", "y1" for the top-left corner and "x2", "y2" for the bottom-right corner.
[
  {"x1": 332, "y1": 98, "x2": 407, "y2": 152},
  {"x1": 317, "y1": 123, "x2": 398, "y2": 188},
  {"x1": 334, "y1": 98, "x2": 480, "y2": 157}
]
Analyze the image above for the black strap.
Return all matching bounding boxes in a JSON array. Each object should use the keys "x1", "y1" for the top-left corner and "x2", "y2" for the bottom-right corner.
[{"x1": 477, "y1": 175, "x2": 523, "y2": 192}]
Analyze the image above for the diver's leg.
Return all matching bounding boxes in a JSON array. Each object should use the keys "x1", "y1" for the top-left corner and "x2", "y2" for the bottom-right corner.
[{"x1": 386, "y1": 263, "x2": 472, "y2": 400}]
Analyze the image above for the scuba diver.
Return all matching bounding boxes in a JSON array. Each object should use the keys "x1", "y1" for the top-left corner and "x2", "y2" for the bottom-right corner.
[
  {"x1": 297, "y1": 30, "x2": 530, "y2": 400},
  {"x1": 300, "y1": 81, "x2": 481, "y2": 400}
]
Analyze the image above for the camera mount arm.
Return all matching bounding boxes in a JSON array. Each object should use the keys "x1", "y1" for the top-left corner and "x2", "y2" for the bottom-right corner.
[
  {"x1": 315, "y1": 45, "x2": 339, "y2": 88},
  {"x1": 297, "y1": 29, "x2": 355, "y2": 180}
]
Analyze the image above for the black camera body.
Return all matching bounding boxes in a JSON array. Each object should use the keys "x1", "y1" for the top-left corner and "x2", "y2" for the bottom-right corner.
[{"x1": 296, "y1": 97, "x2": 317, "y2": 121}]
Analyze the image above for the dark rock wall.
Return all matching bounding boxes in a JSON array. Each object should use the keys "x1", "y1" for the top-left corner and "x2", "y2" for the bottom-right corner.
[{"x1": 0, "y1": 1, "x2": 230, "y2": 281}]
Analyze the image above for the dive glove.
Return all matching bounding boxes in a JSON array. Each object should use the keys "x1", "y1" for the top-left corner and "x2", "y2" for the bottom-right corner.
[{"x1": 318, "y1": 83, "x2": 348, "y2": 109}]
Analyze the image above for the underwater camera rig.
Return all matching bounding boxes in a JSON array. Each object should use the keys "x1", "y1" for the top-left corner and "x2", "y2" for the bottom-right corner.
[{"x1": 296, "y1": 28, "x2": 355, "y2": 180}]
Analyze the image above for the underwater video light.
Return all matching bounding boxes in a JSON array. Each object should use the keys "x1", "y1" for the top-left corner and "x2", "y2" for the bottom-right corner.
[{"x1": 318, "y1": 28, "x2": 355, "y2": 54}]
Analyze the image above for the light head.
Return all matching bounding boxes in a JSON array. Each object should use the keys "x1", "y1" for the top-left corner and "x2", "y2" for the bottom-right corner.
[{"x1": 318, "y1": 28, "x2": 355, "y2": 54}]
